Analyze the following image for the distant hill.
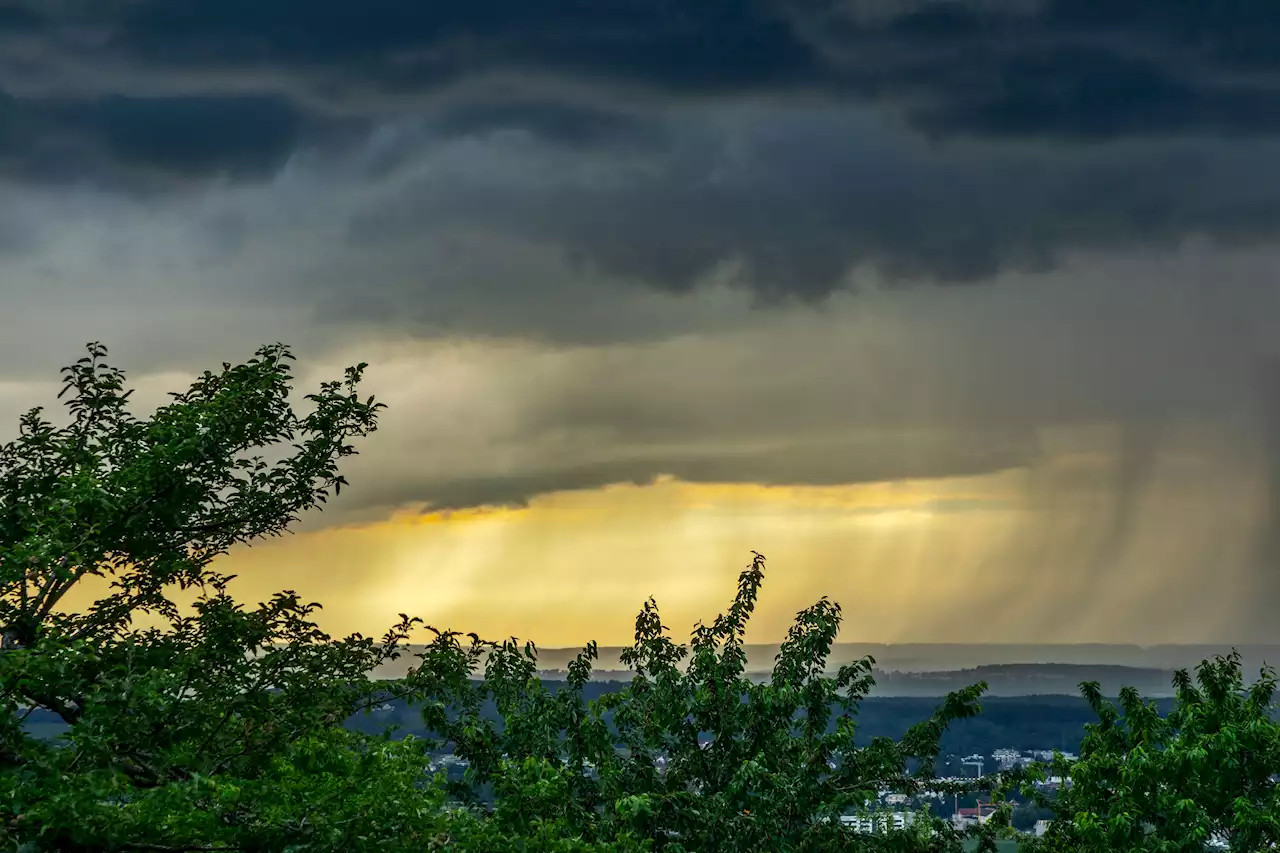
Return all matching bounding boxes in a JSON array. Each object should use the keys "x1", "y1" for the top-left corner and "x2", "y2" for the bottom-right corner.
[
  {"x1": 371, "y1": 643, "x2": 1280, "y2": 693},
  {"x1": 23, "y1": 693, "x2": 1191, "y2": 758},
  {"x1": 866, "y1": 663, "x2": 1180, "y2": 697},
  {"x1": 548, "y1": 663, "x2": 1180, "y2": 697}
]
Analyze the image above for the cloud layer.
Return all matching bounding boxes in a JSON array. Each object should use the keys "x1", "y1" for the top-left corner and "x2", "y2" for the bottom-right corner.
[
  {"x1": 5, "y1": 0, "x2": 1280, "y2": 293},
  {"x1": 6, "y1": 1, "x2": 1280, "y2": 640}
]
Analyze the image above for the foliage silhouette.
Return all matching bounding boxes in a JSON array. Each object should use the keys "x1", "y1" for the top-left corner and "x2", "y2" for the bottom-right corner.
[
  {"x1": 2, "y1": 344, "x2": 1272, "y2": 852},
  {"x1": 412, "y1": 552, "x2": 1011, "y2": 851},
  {"x1": 1019, "y1": 651, "x2": 1280, "y2": 852}
]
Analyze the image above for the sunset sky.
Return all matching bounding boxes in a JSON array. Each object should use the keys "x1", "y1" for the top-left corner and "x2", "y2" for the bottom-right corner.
[{"x1": 3, "y1": 1, "x2": 1280, "y2": 646}]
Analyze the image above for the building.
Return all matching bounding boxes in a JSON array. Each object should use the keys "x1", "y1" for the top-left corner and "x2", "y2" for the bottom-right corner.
[
  {"x1": 953, "y1": 804, "x2": 997, "y2": 829},
  {"x1": 992, "y1": 748, "x2": 1021, "y2": 770},
  {"x1": 840, "y1": 811, "x2": 921, "y2": 834}
]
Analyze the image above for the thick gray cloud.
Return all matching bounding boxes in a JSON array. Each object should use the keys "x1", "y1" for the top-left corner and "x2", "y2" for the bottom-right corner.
[
  {"x1": 349, "y1": 427, "x2": 1041, "y2": 515},
  {"x1": 268, "y1": 255, "x2": 1276, "y2": 519},
  {"x1": 0, "y1": 92, "x2": 329, "y2": 191},
  {"x1": 5, "y1": 0, "x2": 1280, "y2": 640},
  {"x1": 339, "y1": 110, "x2": 1280, "y2": 297},
  {"x1": 9, "y1": 0, "x2": 1280, "y2": 137},
  {"x1": 5, "y1": 0, "x2": 1280, "y2": 291}
]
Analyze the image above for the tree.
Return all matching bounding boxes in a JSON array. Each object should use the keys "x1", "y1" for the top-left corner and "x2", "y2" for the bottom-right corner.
[
  {"x1": 1020, "y1": 651, "x2": 1280, "y2": 852},
  {"x1": 0, "y1": 343, "x2": 1014, "y2": 852},
  {"x1": 418, "y1": 552, "x2": 1012, "y2": 852},
  {"x1": 0, "y1": 343, "x2": 429, "y2": 850},
  {"x1": 1009, "y1": 802, "x2": 1052, "y2": 833}
]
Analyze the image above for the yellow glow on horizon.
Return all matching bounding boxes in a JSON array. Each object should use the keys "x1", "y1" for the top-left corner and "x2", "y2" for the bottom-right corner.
[
  {"x1": 53, "y1": 432, "x2": 1259, "y2": 649},
  {"x1": 179, "y1": 475, "x2": 1020, "y2": 647}
]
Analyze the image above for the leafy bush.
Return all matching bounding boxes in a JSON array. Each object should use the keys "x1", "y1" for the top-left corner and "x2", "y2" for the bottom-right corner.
[
  {"x1": 3, "y1": 344, "x2": 1275, "y2": 853},
  {"x1": 1020, "y1": 651, "x2": 1280, "y2": 852},
  {"x1": 413, "y1": 552, "x2": 1006, "y2": 852}
]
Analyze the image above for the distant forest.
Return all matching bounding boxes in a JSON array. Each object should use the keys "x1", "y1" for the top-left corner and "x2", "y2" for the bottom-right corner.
[
  {"x1": 530, "y1": 664, "x2": 1198, "y2": 697},
  {"x1": 23, "y1": 684, "x2": 1191, "y2": 760},
  {"x1": 344, "y1": 685, "x2": 1183, "y2": 759},
  {"x1": 864, "y1": 664, "x2": 1182, "y2": 697},
  {"x1": 24, "y1": 686, "x2": 1213, "y2": 753}
]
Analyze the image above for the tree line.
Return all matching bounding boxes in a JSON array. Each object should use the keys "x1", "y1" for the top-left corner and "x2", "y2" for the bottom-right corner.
[{"x1": 2, "y1": 344, "x2": 1277, "y2": 852}]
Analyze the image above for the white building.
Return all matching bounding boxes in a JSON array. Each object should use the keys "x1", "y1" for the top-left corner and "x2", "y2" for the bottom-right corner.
[
  {"x1": 953, "y1": 806, "x2": 997, "y2": 829},
  {"x1": 992, "y1": 748, "x2": 1021, "y2": 769},
  {"x1": 840, "y1": 811, "x2": 920, "y2": 834}
]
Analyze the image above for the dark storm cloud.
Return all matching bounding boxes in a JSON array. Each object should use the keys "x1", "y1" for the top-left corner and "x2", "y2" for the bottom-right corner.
[
  {"x1": 0, "y1": 91, "x2": 345, "y2": 190},
  {"x1": 910, "y1": 46, "x2": 1280, "y2": 139},
  {"x1": 5, "y1": 0, "x2": 1280, "y2": 295},
  {"x1": 70, "y1": 0, "x2": 823, "y2": 96},
  {"x1": 796, "y1": 1, "x2": 1280, "y2": 139},
  {"x1": 338, "y1": 116, "x2": 1280, "y2": 299},
  {"x1": 426, "y1": 101, "x2": 663, "y2": 150},
  {"x1": 344, "y1": 428, "x2": 1039, "y2": 514},
  {"x1": 6, "y1": 0, "x2": 1280, "y2": 646},
  {"x1": 7, "y1": 1, "x2": 1280, "y2": 171},
  {"x1": 7, "y1": 0, "x2": 1280, "y2": 133}
]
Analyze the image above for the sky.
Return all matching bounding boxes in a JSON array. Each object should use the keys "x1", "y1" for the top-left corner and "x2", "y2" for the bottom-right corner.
[{"x1": 4, "y1": 0, "x2": 1280, "y2": 647}]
